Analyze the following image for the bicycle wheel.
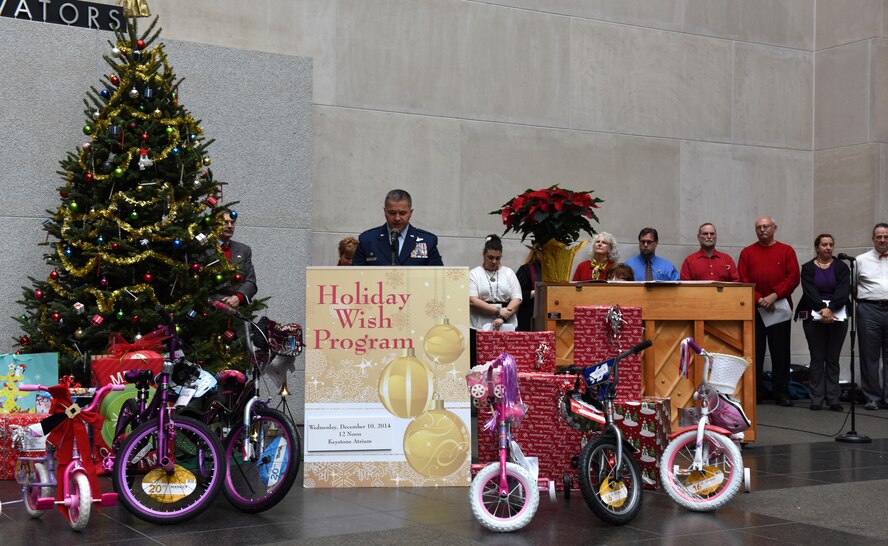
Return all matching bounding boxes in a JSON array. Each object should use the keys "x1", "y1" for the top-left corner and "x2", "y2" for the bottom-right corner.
[
  {"x1": 577, "y1": 436, "x2": 643, "y2": 525},
  {"x1": 223, "y1": 406, "x2": 301, "y2": 513},
  {"x1": 67, "y1": 472, "x2": 92, "y2": 530},
  {"x1": 660, "y1": 429, "x2": 743, "y2": 512},
  {"x1": 112, "y1": 415, "x2": 225, "y2": 524},
  {"x1": 469, "y1": 462, "x2": 539, "y2": 532},
  {"x1": 23, "y1": 462, "x2": 51, "y2": 518}
]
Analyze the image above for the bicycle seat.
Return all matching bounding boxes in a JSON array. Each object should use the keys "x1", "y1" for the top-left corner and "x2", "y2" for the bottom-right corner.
[
  {"x1": 124, "y1": 369, "x2": 153, "y2": 384},
  {"x1": 216, "y1": 369, "x2": 246, "y2": 395}
]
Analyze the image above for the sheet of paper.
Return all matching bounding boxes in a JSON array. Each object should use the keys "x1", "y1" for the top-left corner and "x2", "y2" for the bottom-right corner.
[{"x1": 758, "y1": 298, "x2": 792, "y2": 327}]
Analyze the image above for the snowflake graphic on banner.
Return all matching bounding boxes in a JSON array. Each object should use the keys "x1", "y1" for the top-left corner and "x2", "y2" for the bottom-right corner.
[
  {"x1": 424, "y1": 298, "x2": 445, "y2": 319},
  {"x1": 390, "y1": 311, "x2": 409, "y2": 330},
  {"x1": 305, "y1": 350, "x2": 328, "y2": 377},
  {"x1": 446, "y1": 268, "x2": 465, "y2": 281},
  {"x1": 323, "y1": 364, "x2": 375, "y2": 402},
  {"x1": 385, "y1": 269, "x2": 406, "y2": 287}
]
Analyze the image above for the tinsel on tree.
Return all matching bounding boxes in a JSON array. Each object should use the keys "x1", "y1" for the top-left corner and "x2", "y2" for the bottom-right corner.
[{"x1": 15, "y1": 16, "x2": 263, "y2": 381}]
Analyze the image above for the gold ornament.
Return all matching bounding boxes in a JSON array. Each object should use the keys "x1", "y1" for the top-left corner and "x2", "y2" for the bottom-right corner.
[
  {"x1": 377, "y1": 348, "x2": 434, "y2": 419},
  {"x1": 202, "y1": 156, "x2": 212, "y2": 166},
  {"x1": 119, "y1": 0, "x2": 151, "y2": 18},
  {"x1": 403, "y1": 400, "x2": 469, "y2": 478},
  {"x1": 153, "y1": 108, "x2": 163, "y2": 118},
  {"x1": 74, "y1": 328, "x2": 84, "y2": 339},
  {"x1": 423, "y1": 319, "x2": 465, "y2": 365}
]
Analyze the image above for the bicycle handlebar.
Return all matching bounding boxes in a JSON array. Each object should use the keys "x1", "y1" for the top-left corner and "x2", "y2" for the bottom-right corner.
[
  {"x1": 684, "y1": 337, "x2": 704, "y2": 355},
  {"x1": 19, "y1": 383, "x2": 125, "y2": 412},
  {"x1": 554, "y1": 339, "x2": 652, "y2": 376}
]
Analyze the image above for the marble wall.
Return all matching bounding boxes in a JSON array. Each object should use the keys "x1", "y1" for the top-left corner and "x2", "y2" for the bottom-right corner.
[{"x1": 6, "y1": 1, "x2": 888, "y2": 417}]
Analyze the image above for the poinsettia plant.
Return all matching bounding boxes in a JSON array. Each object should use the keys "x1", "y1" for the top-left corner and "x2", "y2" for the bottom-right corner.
[{"x1": 491, "y1": 185, "x2": 603, "y2": 245}]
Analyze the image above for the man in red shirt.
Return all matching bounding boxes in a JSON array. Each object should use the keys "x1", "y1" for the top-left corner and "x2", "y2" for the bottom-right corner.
[
  {"x1": 680, "y1": 223, "x2": 740, "y2": 282},
  {"x1": 738, "y1": 216, "x2": 800, "y2": 407}
]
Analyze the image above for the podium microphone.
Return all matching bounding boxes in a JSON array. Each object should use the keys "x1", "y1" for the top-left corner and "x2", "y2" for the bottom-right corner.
[{"x1": 837, "y1": 253, "x2": 856, "y2": 261}]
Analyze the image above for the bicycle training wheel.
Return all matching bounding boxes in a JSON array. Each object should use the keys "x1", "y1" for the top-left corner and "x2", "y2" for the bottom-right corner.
[
  {"x1": 223, "y1": 406, "x2": 301, "y2": 512},
  {"x1": 469, "y1": 462, "x2": 539, "y2": 532},
  {"x1": 660, "y1": 429, "x2": 743, "y2": 512},
  {"x1": 577, "y1": 436, "x2": 643, "y2": 525},
  {"x1": 23, "y1": 462, "x2": 51, "y2": 518},
  {"x1": 68, "y1": 472, "x2": 92, "y2": 530},
  {"x1": 112, "y1": 415, "x2": 225, "y2": 524}
]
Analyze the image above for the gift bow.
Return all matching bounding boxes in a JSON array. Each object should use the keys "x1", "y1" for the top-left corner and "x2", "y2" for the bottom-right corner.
[
  {"x1": 118, "y1": 0, "x2": 151, "y2": 17},
  {"x1": 45, "y1": 384, "x2": 104, "y2": 520},
  {"x1": 106, "y1": 328, "x2": 169, "y2": 362}
]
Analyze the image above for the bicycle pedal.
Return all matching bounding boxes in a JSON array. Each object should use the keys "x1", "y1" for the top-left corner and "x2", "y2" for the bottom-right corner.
[
  {"x1": 99, "y1": 492, "x2": 118, "y2": 507},
  {"x1": 35, "y1": 497, "x2": 56, "y2": 510}
]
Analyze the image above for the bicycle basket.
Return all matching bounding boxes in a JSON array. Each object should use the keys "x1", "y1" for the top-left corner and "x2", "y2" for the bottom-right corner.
[
  {"x1": 267, "y1": 320, "x2": 304, "y2": 357},
  {"x1": 706, "y1": 353, "x2": 750, "y2": 395}
]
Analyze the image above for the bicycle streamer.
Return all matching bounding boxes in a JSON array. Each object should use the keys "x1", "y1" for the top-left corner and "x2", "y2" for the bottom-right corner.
[{"x1": 41, "y1": 383, "x2": 104, "y2": 520}]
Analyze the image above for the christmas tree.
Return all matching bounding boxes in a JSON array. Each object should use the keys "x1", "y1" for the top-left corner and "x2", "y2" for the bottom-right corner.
[{"x1": 15, "y1": 15, "x2": 263, "y2": 381}]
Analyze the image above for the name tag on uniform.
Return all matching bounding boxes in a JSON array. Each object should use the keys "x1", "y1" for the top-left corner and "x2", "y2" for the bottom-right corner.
[{"x1": 411, "y1": 243, "x2": 428, "y2": 258}]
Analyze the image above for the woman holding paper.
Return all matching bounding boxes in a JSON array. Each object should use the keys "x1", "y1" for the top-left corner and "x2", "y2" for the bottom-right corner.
[{"x1": 795, "y1": 234, "x2": 850, "y2": 411}]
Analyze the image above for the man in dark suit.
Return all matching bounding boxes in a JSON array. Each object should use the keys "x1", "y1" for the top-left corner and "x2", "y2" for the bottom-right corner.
[
  {"x1": 219, "y1": 210, "x2": 257, "y2": 307},
  {"x1": 352, "y1": 189, "x2": 443, "y2": 266}
]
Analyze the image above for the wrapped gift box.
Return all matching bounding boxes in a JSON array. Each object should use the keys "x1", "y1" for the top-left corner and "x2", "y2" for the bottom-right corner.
[
  {"x1": 0, "y1": 413, "x2": 47, "y2": 480},
  {"x1": 614, "y1": 397, "x2": 671, "y2": 488},
  {"x1": 574, "y1": 306, "x2": 643, "y2": 399},
  {"x1": 476, "y1": 331, "x2": 556, "y2": 373},
  {"x1": 476, "y1": 372, "x2": 670, "y2": 490}
]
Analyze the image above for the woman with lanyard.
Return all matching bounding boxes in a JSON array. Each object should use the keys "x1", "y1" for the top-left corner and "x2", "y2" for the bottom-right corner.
[
  {"x1": 794, "y1": 233, "x2": 850, "y2": 412},
  {"x1": 469, "y1": 235, "x2": 522, "y2": 364}
]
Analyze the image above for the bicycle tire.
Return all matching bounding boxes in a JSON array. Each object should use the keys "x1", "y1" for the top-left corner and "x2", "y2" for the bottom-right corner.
[
  {"x1": 68, "y1": 472, "x2": 92, "y2": 530},
  {"x1": 660, "y1": 429, "x2": 743, "y2": 512},
  {"x1": 222, "y1": 406, "x2": 301, "y2": 513},
  {"x1": 469, "y1": 462, "x2": 539, "y2": 532},
  {"x1": 577, "y1": 436, "x2": 643, "y2": 525},
  {"x1": 112, "y1": 415, "x2": 225, "y2": 524},
  {"x1": 23, "y1": 462, "x2": 51, "y2": 518}
]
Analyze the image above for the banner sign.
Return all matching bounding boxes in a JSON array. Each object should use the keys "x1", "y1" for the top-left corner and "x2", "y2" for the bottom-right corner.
[
  {"x1": 304, "y1": 267, "x2": 471, "y2": 488},
  {"x1": 1, "y1": 0, "x2": 123, "y2": 31}
]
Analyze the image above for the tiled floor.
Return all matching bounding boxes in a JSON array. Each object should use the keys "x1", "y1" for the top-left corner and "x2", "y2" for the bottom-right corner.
[{"x1": 2, "y1": 403, "x2": 887, "y2": 545}]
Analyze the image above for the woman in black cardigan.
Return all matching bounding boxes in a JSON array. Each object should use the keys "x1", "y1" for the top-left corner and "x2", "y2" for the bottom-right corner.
[{"x1": 794, "y1": 234, "x2": 850, "y2": 411}]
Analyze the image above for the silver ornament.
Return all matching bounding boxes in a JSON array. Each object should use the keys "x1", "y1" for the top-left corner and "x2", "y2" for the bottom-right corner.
[
  {"x1": 112, "y1": 47, "x2": 121, "y2": 56},
  {"x1": 129, "y1": 87, "x2": 139, "y2": 99}
]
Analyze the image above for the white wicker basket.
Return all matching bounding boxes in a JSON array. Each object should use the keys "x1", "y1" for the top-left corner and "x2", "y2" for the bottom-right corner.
[{"x1": 705, "y1": 353, "x2": 750, "y2": 395}]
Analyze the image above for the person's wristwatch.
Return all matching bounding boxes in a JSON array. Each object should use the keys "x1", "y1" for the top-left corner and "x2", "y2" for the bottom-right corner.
[{"x1": 494, "y1": 308, "x2": 501, "y2": 319}]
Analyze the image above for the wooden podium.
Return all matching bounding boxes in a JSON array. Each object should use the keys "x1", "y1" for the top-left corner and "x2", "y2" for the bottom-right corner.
[{"x1": 536, "y1": 282, "x2": 758, "y2": 440}]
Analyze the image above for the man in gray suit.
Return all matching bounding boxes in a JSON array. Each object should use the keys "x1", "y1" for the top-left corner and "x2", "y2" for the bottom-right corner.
[{"x1": 219, "y1": 210, "x2": 257, "y2": 308}]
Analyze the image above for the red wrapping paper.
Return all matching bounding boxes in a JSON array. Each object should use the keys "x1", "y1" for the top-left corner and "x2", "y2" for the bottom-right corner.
[
  {"x1": 0, "y1": 413, "x2": 46, "y2": 480},
  {"x1": 91, "y1": 328, "x2": 168, "y2": 386},
  {"x1": 574, "y1": 306, "x2": 643, "y2": 399},
  {"x1": 476, "y1": 373, "x2": 669, "y2": 490},
  {"x1": 476, "y1": 331, "x2": 556, "y2": 373}
]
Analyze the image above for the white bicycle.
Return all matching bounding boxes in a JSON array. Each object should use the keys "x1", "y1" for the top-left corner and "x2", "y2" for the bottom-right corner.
[{"x1": 660, "y1": 337, "x2": 752, "y2": 511}]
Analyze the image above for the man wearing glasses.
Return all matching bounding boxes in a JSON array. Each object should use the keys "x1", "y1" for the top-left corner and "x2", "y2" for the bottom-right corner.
[
  {"x1": 739, "y1": 216, "x2": 800, "y2": 407},
  {"x1": 625, "y1": 227, "x2": 679, "y2": 281}
]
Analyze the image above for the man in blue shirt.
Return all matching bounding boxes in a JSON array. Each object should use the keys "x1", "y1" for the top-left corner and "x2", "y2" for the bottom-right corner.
[{"x1": 625, "y1": 227, "x2": 679, "y2": 281}]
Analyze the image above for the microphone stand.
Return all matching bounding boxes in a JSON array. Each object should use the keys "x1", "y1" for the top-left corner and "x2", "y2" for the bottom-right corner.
[{"x1": 836, "y1": 256, "x2": 871, "y2": 444}]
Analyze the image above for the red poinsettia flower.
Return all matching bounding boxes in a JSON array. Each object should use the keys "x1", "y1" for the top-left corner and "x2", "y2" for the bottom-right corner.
[{"x1": 490, "y1": 184, "x2": 604, "y2": 245}]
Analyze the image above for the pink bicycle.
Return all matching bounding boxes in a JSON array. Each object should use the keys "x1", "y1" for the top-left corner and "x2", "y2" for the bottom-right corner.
[
  {"x1": 466, "y1": 353, "x2": 539, "y2": 532},
  {"x1": 4, "y1": 382, "x2": 124, "y2": 530}
]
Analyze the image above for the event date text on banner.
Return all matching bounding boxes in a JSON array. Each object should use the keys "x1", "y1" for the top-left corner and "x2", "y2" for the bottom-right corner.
[{"x1": 305, "y1": 416, "x2": 393, "y2": 452}]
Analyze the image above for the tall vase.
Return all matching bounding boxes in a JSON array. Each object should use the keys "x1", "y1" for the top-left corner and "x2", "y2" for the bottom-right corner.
[{"x1": 539, "y1": 239, "x2": 587, "y2": 282}]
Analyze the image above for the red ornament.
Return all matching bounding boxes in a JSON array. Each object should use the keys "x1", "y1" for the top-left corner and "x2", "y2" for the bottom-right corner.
[
  {"x1": 51, "y1": 312, "x2": 61, "y2": 322},
  {"x1": 136, "y1": 39, "x2": 146, "y2": 50},
  {"x1": 190, "y1": 263, "x2": 201, "y2": 273},
  {"x1": 60, "y1": 190, "x2": 69, "y2": 198},
  {"x1": 223, "y1": 329, "x2": 236, "y2": 342},
  {"x1": 49, "y1": 270, "x2": 59, "y2": 280},
  {"x1": 139, "y1": 148, "x2": 149, "y2": 156},
  {"x1": 141, "y1": 133, "x2": 149, "y2": 141},
  {"x1": 111, "y1": 242, "x2": 120, "y2": 251},
  {"x1": 19, "y1": 335, "x2": 31, "y2": 346},
  {"x1": 34, "y1": 289, "x2": 44, "y2": 300},
  {"x1": 91, "y1": 314, "x2": 104, "y2": 326},
  {"x1": 84, "y1": 172, "x2": 94, "y2": 183},
  {"x1": 143, "y1": 272, "x2": 153, "y2": 283},
  {"x1": 132, "y1": 315, "x2": 140, "y2": 324},
  {"x1": 109, "y1": 74, "x2": 120, "y2": 86},
  {"x1": 234, "y1": 273, "x2": 244, "y2": 283},
  {"x1": 205, "y1": 196, "x2": 218, "y2": 208}
]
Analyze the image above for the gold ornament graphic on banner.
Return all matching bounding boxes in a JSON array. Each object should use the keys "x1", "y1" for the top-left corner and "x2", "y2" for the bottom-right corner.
[
  {"x1": 403, "y1": 399, "x2": 470, "y2": 478},
  {"x1": 377, "y1": 348, "x2": 434, "y2": 419},
  {"x1": 423, "y1": 318, "x2": 465, "y2": 366}
]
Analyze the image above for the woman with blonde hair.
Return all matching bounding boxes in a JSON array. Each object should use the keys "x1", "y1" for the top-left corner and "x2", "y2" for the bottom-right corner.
[{"x1": 573, "y1": 232, "x2": 619, "y2": 281}]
